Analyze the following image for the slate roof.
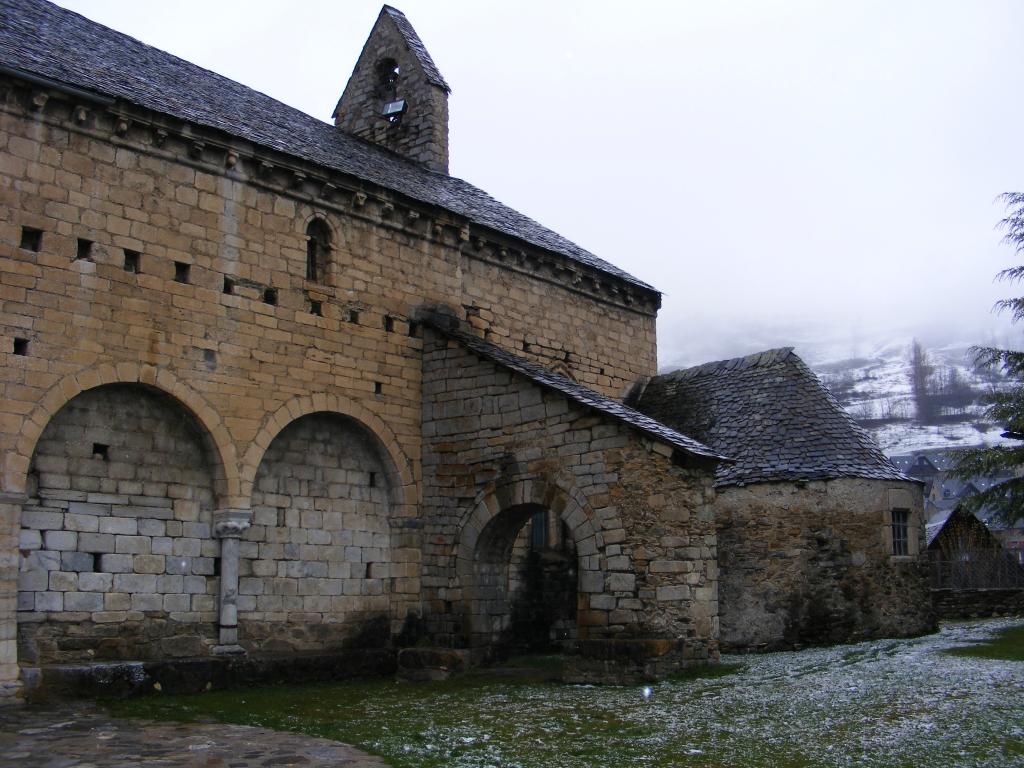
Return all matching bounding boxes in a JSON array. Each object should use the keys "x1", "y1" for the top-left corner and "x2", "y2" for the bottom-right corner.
[
  {"x1": 422, "y1": 315, "x2": 727, "y2": 462},
  {"x1": 633, "y1": 347, "x2": 910, "y2": 487},
  {"x1": 381, "y1": 5, "x2": 450, "y2": 92},
  {"x1": 0, "y1": 0, "x2": 653, "y2": 292}
]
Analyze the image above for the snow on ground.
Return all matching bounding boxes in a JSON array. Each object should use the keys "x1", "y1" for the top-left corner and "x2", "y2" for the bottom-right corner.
[{"x1": 375, "y1": 619, "x2": 1024, "y2": 767}]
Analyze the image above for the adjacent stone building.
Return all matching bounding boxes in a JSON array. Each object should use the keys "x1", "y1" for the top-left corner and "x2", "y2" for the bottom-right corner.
[
  {"x1": 0, "y1": 1, "x2": 932, "y2": 700},
  {"x1": 631, "y1": 348, "x2": 935, "y2": 650}
]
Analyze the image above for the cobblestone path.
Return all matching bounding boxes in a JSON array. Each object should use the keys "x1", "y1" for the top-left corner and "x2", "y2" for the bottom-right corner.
[{"x1": 0, "y1": 702, "x2": 390, "y2": 767}]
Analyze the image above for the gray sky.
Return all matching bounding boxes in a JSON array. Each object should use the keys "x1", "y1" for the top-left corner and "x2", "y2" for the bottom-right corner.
[{"x1": 54, "y1": 0, "x2": 1024, "y2": 367}]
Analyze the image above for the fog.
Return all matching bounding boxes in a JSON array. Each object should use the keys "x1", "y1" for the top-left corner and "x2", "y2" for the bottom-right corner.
[{"x1": 55, "y1": 0, "x2": 1024, "y2": 368}]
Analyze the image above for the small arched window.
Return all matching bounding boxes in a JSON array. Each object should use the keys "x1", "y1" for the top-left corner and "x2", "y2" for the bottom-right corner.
[{"x1": 306, "y1": 218, "x2": 331, "y2": 282}]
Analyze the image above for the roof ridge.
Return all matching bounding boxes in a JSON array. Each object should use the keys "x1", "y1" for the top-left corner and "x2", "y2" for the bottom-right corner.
[{"x1": 661, "y1": 346, "x2": 796, "y2": 381}]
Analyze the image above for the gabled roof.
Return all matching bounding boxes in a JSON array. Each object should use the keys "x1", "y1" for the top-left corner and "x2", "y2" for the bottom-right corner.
[
  {"x1": 381, "y1": 5, "x2": 450, "y2": 92},
  {"x1": 0, "y1": 0, "x2": 653, "y2": 293},
  {"x1": 633, "y1": 347, "x2": 909, "y2": 487},
  {"x1": 422, "y1": 315, "x2": 727, "y2": 462}
]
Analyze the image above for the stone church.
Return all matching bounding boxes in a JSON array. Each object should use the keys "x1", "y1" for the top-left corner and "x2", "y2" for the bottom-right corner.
[{"x1": 0, "y1": 1, "x2": 930, "y2": 700}]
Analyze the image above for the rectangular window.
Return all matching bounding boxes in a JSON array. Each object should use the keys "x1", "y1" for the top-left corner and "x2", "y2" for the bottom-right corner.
[
  {"x1": 20, "y1": 227, "x2": 42, "y2": 252},
  {"x1": 891, "y1": 509, "x2": 909, "y2": 556},
  {"x1": 123, "y1": 249, "x2": 140, "y2": 273},
  {"x1": 76, "y1": 238, "x2": 93, "y2": 261}
]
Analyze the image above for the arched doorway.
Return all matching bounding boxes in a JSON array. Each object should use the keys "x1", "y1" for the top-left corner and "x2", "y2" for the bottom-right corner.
[{"x1": 465, "y1": 502, "x2": 579, "y2": 654}]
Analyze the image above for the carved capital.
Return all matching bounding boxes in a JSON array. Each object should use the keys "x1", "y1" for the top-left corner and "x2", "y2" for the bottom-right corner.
[{"x1": 213, "y1": 508, "x2": 252, "y2": 538}]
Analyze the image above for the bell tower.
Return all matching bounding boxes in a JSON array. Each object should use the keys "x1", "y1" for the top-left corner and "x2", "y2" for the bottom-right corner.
[{"x1": 334, "y1": 6, "x2": 451, "y2": 173}]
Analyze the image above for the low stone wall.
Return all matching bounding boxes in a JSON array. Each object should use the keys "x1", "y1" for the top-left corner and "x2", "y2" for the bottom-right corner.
[{"x1": 931, "y1": 588, "x2": 1024, "y2": 620}]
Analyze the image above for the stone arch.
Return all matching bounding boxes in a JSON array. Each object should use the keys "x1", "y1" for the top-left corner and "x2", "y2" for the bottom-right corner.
[
  {"x1": 239, "y1": 393, "x2": 416, "y2": 511},
  {"x1": 18, "y1": 380, "x2": 229, "y2": 663},
  {"x1": 238, "y1": 403, "x2": 413, "y2": 652},
  {"x1": 455, "y1": 475, "x2": 625, "y2": 649},
  {"x1": 8, "y1": 364, "x2": 239, "y2": 503}
]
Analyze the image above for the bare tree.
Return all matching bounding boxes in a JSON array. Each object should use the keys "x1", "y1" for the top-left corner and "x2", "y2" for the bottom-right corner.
[{"x1": 909, "y1": 339, "x2": 937, "y2": 422}]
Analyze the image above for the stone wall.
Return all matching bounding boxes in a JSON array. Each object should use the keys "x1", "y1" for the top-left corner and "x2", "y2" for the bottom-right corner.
[
  {"x1": 715, "y1": 478, "x2": 934, "y2": 651},
  {"x1": 419, "y1": 330, "x2": 720, "y2": 674},
  {"x1": 931, "y1": 588, "x2": 1024, "y2": 619}
]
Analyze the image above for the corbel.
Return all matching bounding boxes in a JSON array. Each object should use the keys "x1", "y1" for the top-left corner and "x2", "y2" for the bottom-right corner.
[
  {"x1": 353, "y1": 191, "x2": 367, "y2": 208},
  {"x1": 114, "y1": 117, "x2": 130, "y2": 136},
  {"x1": 73, "y1": 105, "x2": 90, "y2": 125},
  {"x1": 153, "y1": 127, "x2": 168, "y2": 147},
  {"x1": 225, "y1": 151, "x2": 238, "y2": 168},
  {"x1": 29, "y1": 90, "x2": 48, "y2": 111},
  {"x1": 189, "y1": 140, "x2": 205, "y2": 159}
]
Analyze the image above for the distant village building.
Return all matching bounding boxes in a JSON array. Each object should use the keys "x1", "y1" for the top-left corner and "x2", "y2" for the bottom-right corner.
[{"x1": 0, "y1": 0, "x2": 932, "y2": 700}]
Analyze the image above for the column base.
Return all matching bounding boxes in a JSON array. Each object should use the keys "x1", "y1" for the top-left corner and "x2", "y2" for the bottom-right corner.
[{"x1": 212, "y1": 644, "x2": 247, "y2": 657}]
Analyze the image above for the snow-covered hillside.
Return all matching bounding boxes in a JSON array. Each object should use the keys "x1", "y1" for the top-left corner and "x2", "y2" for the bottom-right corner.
[{"x1": 807, "y1": 337, "x2": 1015, "y2": 455}]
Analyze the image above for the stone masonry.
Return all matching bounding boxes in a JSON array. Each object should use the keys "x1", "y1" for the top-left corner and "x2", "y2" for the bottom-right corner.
[
  {"x1": 419, "y1": 322, "x2": 722, "y2": 676},
  {"x1": 715, "y1": 479, "x2": 931, "y2": 650},
  {"x1": 0, "y1": 0, "x2": 716, "y2": 697}
]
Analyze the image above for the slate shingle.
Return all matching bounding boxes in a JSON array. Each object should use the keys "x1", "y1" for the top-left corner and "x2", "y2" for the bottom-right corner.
[
  {"x1": 0, "y1": 0, "x2": 654, "y2": 293},
  {"x1": 634, "y1": 347, "x2": 909, "y2": 487}
]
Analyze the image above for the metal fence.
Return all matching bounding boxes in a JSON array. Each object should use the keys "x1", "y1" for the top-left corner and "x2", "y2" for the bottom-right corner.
[{"x1": 931, "y1": 551, "x2": 1024, "y2": 589}]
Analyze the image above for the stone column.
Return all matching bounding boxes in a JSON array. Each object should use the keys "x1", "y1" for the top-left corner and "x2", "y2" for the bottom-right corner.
[
  {"x1": 0, "y1": 492, "x2": 26, "y2": 704},
  {"x1": 212, "y1": 509, "x2": 251, "y2": 655}
]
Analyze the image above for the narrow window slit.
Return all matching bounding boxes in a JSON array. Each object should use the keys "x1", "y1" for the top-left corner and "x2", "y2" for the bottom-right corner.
[
  {"x1": 174, "y1": 261, "x2": 190, "y2": 283},
  {"x1": 408, "y1": 321, "x2": 419, "y2": 338},
  {"x1": 92, "y1": 443, "x2": 109, "y2": 460},
  {"x1": 374, "y1": 381, "x2": 383, "y2": 395},
  {"x1": 223, "y1": 277, "x2": 235, "y2": 295},
  {"x1": 263, "y1": 287, "x2": 277, "y2": 306},
  {"x1": 305, "y1": 218, "x2": 331, "y2": 282},
  {"x1": 383, "y1": 315, "x2": 394, "y2": 332},
  {"x1": 348, "y1": 309, "x2": 360, "y2": 324},
  {"x1": 309, "y1": 299, "x2": 323, "y2": 317},
  {"x1": 13, "y1": 338, "x2": 29, "y2": 356},
  {"x1": 368, "y1": 472, "x2": 377, "y2": 488}
]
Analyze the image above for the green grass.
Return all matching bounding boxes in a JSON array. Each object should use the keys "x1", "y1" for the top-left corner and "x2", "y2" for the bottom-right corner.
[
  {"x1": 104, "y1": 621, "x2": 1024, "y2": 768},
  {"x1": 944, "y1": 624, "x2": 1024, "y2": 661}
]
